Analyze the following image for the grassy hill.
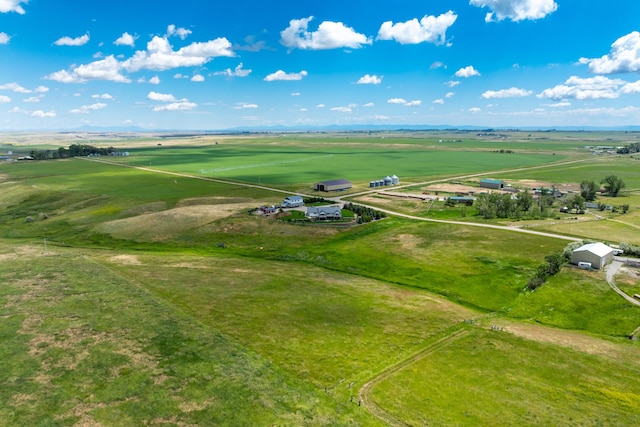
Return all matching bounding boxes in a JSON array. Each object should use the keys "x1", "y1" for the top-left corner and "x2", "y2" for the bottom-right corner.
[{"x1": 1, "y1": 131, "x2": 639, "y2": 425}]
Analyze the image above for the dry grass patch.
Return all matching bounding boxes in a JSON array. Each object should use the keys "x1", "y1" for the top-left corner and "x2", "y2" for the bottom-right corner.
[
  {"x1": 96, "y1": 203, "x2": 256, "y2": 241},
  {"x1": 500, "y1": 321, "x2": 639, "y2": 361},
  {"x1": 109, "y1": 254, "x2": 142, "y2": 265}
]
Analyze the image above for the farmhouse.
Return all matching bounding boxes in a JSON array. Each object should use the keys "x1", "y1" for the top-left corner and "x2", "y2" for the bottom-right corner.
[
  {"x1": 314, "y1": 179, "x2": 352, "y2": 192},
  {"x1": 282, "y1": 195, "x2": 304, "y2": 208},
  {"x1": 480, "y1": 178, "x2": 505, "y2": 189},
  {"x1": 306, "y1": 206, "x2": 342, "y2": 220},
  {"x1": 571, "y1": 242, "x2": 615, "y2": 269}
]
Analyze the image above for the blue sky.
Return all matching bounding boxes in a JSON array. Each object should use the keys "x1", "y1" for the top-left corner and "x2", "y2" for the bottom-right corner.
[{"x1": 1, "y1": 0, "x2": 640, "y2": 130}]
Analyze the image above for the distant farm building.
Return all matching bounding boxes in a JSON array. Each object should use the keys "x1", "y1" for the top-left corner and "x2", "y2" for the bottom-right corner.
[
  {"x1": 480, "y1": 178, "x2": 505, "y2": 189},
  {"x1": 448, "y1": 196, "x2": 475, "y2": 206},
  {"x1": 314, "y1": 179, "x2": 352, "y2": 192},
  {"x1": 369, "y1": 174, "x2": 399, "y2": 188},
  {"x1": 306, "y1": 206, "x2": 342, "y2": 220},
  {"x1": 259, "y1": 205, "x2": 278, "y2": 215},
  {"x1": 571, "y1": 242, "x2": 615, "y2": 270},
  {"x1": 281, "y1": 195, "x2": 304, "y2": 208}
]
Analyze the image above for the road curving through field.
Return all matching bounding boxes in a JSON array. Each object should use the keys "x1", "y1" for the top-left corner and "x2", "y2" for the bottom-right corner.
[{"x1": 81, "y1": 156, "x2": 583, "y2": 242}]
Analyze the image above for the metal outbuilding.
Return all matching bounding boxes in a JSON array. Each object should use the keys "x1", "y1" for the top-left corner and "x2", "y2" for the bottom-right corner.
[
  {"x1": 571, "y1": 242, "x2": 615, "y2": 269},
  {"x1": 480, "y1": 178, "x2": 505, "y2": 189},
  {"x1": 314, "y1": 179, "x2": 352, "y2": 192}
]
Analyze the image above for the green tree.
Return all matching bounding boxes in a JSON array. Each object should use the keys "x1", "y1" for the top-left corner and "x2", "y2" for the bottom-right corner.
[
  {"x1": 580, "y1": 180, "x2": 598, "y2": 201},
  {"x1": 566, "y1": 194, "x2": 585, "y2": 213},
  {"x1": 601, "y1": 175, "x2": 626, "y2": 197},
  {"x1": 516, "y1": 189, "x2": 533, "y2": 214}
]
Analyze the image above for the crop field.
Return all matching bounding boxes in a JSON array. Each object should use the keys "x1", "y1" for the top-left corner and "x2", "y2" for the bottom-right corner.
[{"x1": 1, "y1": 131, "x2": 640, "y2": 425}]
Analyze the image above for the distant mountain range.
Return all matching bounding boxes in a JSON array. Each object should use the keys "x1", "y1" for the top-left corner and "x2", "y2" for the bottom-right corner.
[{"x1": 5, "y1": 124, "x2": 640, "y2": 134}]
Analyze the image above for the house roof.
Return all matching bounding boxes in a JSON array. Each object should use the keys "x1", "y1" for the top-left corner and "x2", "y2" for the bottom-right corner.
[
  {"x1": 317, "y1": 179, "x2": 351, "y2": 186},
  {"x1": 284, "y1": 195, "x2": 303, "y2": 201},
  {"x1": 480, "y1": 178, "x2": 504, "y2": 184},
  {"x1": 573, "y1": 242, "x2": 614, "y2": 257},
  {"x1": 307, "y1": 206, "x2": 341, "y2": 214}
]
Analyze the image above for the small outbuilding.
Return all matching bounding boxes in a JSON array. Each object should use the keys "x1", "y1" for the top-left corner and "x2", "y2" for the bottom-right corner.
[
  {"x1": 448, "y1": 196, "x2": 475, "y2": 206},
  {"x1": 571, "y1": 242, "x2": 615, "y2": 269},
  {"x1": 314, "y1": 179, "x2": 352, "y2": 192},
  {"x1": 480, "y1": 178, "x2": 505, "y2": 189}
]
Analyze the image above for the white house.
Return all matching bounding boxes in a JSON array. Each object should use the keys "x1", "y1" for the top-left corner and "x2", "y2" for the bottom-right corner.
[
  {"x1": 282, "y1": 195, "x2": 304, "y2": 208},
  {"x1": 306, "y1": 206, "x2": 342, "y2": 220},
  {"x1": 571, "y1": 242, "x2": 615, "y2": 269}
]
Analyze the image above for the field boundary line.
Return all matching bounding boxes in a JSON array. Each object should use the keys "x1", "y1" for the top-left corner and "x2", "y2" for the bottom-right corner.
[{"x1": 358, "y1": 328, "x2": 469, "y2": 426}]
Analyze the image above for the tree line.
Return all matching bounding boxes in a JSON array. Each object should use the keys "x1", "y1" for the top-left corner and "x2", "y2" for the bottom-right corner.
[
  {"x1": 475, "y1": 174, "x2": 627, "y2": 220},
  {"x1": 342, "y1": 202, "x2": 387, "y2": 223},
  {"x1": 28, "y1": 144, "x2": 115, "y2": 160},
  {"x1": 616, "y1": 142, "x2": 640, "y2": 154}
]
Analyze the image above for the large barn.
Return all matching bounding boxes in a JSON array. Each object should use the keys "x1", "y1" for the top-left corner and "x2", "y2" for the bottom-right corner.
[
  {"x1": 313, "y1": 179, "x2": 352, "y2": 192},
  {"x1": 571, "y1": 242, "x2": 615, "y2": 269},
  {"x1": 480, "y1": 178, "x2": 505, "y2": 189}
]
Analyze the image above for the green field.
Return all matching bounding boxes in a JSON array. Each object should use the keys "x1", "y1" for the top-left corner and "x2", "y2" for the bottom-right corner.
[{"x1": 1, "y1": 131, "x2": 640, "y2": 425}]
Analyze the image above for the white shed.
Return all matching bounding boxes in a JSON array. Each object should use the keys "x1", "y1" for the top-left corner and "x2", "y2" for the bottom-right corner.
[{"x1": 571, "y1": 242, "x2": 615, "y2": 269}]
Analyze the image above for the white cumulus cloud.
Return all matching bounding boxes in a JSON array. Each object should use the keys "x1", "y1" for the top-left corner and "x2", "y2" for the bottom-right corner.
[
  {"x1": 388, "y1": 98, "x2": 421, "y2": 106},
  {"x1": 147, "y1": 91, "x2": 177, "y2": 102},
  {"x1": 537, "y1": 76, "x2": 627, "y2": 100},
  {"x1": 45, "y1": 55, "x2": 129, "y2": 83},
  {"x1": 455, "y1": 66, "x2": 480, "y2": 78},
  {"x1": 0, "y1": 32, "x2": 10, "y2": 44},
  {"x1": 0, "y1": 82, "x2": 30, "y2": 93},
  {"x1": 579, "y1": 31, "x2": 640, "y2": 74},
  {"x1": 122, "y1": 36, "x2": 234, "y2": 72},
  {"x1": 31, "y1": 110, "x2": 56, "y2": 118},
  {"x1": 114, "y1": 32, "x2": 137, "y2": 47},
  {"x1": 166, "y1": 24, "x2": 192, "y2": 40},
  {"x1": 377, "y1": 11, "x2": 457, "y2": 45},
  {"x1": 153, "y1": 101, "x2": 197, "y2": 112},
  {"x1": 264, "y1": 70, "x2": 308, "y2": 81},
  {"x1": 280, "y1": 16, "x2": 371, "y2": 50},
  {"x1": 470, "y1": 0, "x2": 558, "y2": 22},
  {"x1": 23, "y1": 95, "x2": 44, "y2": 103},
  {"x1": 214, "y1": 62, "x2": 252, "y2": 77},
  {"x1": 0, "y1": 94, "x2": 11, "y2": 102},
  {"x1": 357, "y1": 74, "x2": 382, "y2": 85},
  {"x1": 621, "y1": 80, "x2": 640, "y2": 94},
  {"x1": 331, "y1": 106, "x2": 352, "y2": 113},
  {"x1": 148, "y1": 76, "x2": 161, "y2": 84},
  {"x1": 92, "y1": 93, "x2": 113, "y2": 100},
  {"x1": 234, "y1": 103, "x2": 258, "y2": 109},
  {"x1": 191, "y1": 74, "x2": 205, "y2": 82},
  {"x1": 0, "y1": 0, "x2": 27, "y2": 14},
  {"x1": 70, "y1": 102, "x2": 107, "y2": 114},
  {"x1": 54, "y1": 33, "x2": 90, "y2": 46},
  {"x1": 433, "y1": 99, "x2": 445, "y2": 104},
  {"x1": 482, "y1": 87, "x2": 532, "y2": 98}
]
